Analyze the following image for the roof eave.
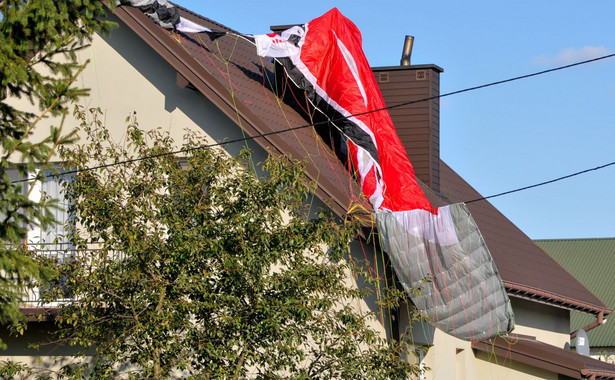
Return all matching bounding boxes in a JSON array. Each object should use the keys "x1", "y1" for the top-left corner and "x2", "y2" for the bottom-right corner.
[
  {"x1": 473, "y1": 335, "x2": 615, "y2": 380},
  {"x1": 506, "y1": 281, "x2": 613, "y2": 317},
  {"x1": 110, "y1": 5, "x2": 358, "y2": 218}
]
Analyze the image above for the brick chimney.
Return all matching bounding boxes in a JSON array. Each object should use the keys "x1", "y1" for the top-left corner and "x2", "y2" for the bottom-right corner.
[{"x1": 372, "y1": 64, "x2": 443, "y2": 193}]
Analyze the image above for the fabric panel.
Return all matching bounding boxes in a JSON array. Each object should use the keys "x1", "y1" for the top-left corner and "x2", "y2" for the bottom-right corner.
[{"x1": 376, "y1": 203, "x2": 514, "y2": 341}]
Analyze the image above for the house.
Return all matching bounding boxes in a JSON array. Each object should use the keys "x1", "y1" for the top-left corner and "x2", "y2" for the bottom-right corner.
[
  {"x1": 4, "y1": 3, "x2": 615, "y2": 379},
  {"x1": 536, "y1": 238, "x2": 615, "y2": 363}
]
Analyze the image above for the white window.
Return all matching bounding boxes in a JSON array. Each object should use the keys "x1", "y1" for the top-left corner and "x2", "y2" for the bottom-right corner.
[
  {"x1": 37, "y1": 171, "x2": 72, "y2": 252},
  {"x1": 7, "y1": 167, "x2": 73, "y2": 305},
  {"x1": 10, "y1": 167, "x2": 72, "y2": 252}
]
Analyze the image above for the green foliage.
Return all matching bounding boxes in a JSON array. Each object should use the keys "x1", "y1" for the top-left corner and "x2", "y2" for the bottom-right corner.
[
  {"x1": 0, "y1": 359, "x2": 29, "y2": 378},
  {"x1": 0, "y1": 0, "x2": 114, "y2": 346},
  {"x1": 44, "y1": 108, "x2": 421, "y2": 379},
  {"x1": 0, "y1": 359, "x2": 56, "y2": 379}
]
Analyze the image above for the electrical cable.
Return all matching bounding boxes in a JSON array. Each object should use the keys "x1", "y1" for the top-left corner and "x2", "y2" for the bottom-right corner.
[
  {"x1": 385, "y1": 52, "x2": 615, "y2": 113},
  {"x1": 28, "y1": 154, "x2": 612, "y2": 251},
  {"x1": 465, "y1": 160, "x2": 615, "y2": 203},
  {"x1": 9, "y1": 54, "x2": 615, "y2": 204}
]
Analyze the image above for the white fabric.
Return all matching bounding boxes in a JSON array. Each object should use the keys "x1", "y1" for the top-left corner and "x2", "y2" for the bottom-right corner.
[
  {"x1": 176, "y1": 17, "x2": 212, "y2": 34},
  {"x1": 333, "y1": 31, "x2": 368, "y2": 107},
  {"x1": 253, "y1": 26, "x2": 304, "y2": 58},
  {"x1": 390, "y1": 206, "x2": 459, "y2": 246},
  {"x1": 376, "y1": 203, "x2": 514, "y2": 341}
]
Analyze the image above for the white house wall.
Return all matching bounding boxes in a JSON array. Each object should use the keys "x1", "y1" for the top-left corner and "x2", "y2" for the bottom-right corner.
[
  {"x1": 405, "y1": 297, "x2": 572, "y2": 379},
  {"x1": 27, "y1": 12, "x2": 266, "y2": 163},
  {"x1": 510, "y1": 297, "x2": 571, "y2": 348}
]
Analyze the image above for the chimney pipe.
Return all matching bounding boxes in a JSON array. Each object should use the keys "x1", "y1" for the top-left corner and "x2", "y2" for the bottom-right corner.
[{"x1": 400, "y1": 35, "x2": 414, "y2": 66}]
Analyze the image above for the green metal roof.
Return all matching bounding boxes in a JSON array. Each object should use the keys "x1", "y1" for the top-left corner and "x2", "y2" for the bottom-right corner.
[{"x1": 535, "y1": 238, "x2": 615, "y2": 348}]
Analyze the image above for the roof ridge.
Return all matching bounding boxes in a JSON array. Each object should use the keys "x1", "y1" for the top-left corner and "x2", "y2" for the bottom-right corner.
[{"x1": 535, "y1": 237, "x2": 615, "y2": 242}]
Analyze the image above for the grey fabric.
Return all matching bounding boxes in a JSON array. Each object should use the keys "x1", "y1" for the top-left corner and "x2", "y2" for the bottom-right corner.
[
  {"x1": 119, "y1": 0, "x2": 179, "y2": 29},
  {"x1": 376, "y1": 203, "x2": 514, "y2": 341}
]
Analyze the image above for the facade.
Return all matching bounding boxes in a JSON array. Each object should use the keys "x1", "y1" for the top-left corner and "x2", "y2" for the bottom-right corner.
[
  {"x1": 4, "y1": 3, "x2": 615, "y2": 379},
  {"x1": 536, "y1": 238, "x2": 615, "y2": 363}
]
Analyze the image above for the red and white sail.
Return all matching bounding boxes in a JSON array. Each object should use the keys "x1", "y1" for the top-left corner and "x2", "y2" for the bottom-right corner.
[{"x1": 255, "y1": 8, "x2": 514, "y2": 341}]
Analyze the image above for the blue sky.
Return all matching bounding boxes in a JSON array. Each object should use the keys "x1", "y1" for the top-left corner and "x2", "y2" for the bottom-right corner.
[{"x1": 174, "y1": 0, "x2": 615, "y2": 239}]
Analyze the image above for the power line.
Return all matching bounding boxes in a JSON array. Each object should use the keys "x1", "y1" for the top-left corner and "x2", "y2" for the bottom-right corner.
[
  {"x1": 16, "y1": 160, "x2": 615, "y2": 249},
  {"x1": 465, "y1": 160, "x2": 615, "y2": 204},
  {"x1": 10, "y1": 124, "x2": 315, "y2": 184},
  {"x1": 386, "y1": 52, "x2": 615, "y2": 112},
  {"x1": 27, "y1": 159, "x2": 615, "y2": 245},
  {"x1": 10, "y1": 53, "x2": 615, "y2": 200}
]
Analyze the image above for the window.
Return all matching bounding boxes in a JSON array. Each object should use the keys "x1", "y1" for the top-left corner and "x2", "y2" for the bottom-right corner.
[
  {"x1": 6, "y1": 167, "x2": 73, "y2": 305},
  {"x1": 37, "y1": 171, "x2": 72, "y2": 252}
]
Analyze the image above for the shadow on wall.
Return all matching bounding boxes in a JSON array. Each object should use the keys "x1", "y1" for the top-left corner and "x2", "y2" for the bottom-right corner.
[
  {"x1": 98, "y1": 12, "x2": 268, "y2": 162},
  {"x1": 0, "y1": 322, "x2": 87, "y2": 367},
  {"x1": 346, "y1": 238, "x2": 398, "y2": 341}
]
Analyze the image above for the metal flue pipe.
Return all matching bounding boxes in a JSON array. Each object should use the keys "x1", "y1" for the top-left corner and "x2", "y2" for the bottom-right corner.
[{"x1": 400, "y1": 35, "x2": 414, "y2": 66}]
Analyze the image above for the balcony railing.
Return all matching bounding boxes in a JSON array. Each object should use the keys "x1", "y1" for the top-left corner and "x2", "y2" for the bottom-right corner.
[
  {"x1": 19, "y1": 246, "x2": 123, "y2": 308},
  {"x1": 20, "y1": 247, "x2": 76, "y2": 307}
]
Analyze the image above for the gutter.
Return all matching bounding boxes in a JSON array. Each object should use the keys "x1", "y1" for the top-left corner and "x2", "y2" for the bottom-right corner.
[
  {"x1": 506, "y1": 283, "x2": 611, "y2": 339},
  {"x1": 506, "y1": 282, "x2": 613, "y2": 316},
  {"x1": 581, "y1": 368, "x2": 615, "y2": 380},
  {"x1": 571, "y1": 311, "x2": 607, "y2": 339}
]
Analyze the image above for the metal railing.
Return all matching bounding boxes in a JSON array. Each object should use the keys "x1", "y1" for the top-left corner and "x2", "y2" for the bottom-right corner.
[
  {"x1": 19, "y1": 247, "x2": 76, "y2": 307},
  {"x1": 18, "y1": 246, "x2": 124, "y2": 307}
]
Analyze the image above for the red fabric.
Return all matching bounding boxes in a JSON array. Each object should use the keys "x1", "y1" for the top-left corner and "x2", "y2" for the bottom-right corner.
[{"x1": 301, "y1": 8, "x2": 434, "y2": 213}]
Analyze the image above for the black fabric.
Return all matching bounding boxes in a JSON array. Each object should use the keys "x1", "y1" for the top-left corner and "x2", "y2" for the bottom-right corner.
[
  {"x1": 120, "y1": 0, "x2": 180, "y2": 29},
  {"x1": 137, "y1": 1, "x2": 179, "y2": 28},
  {"x1": 278, "y1": 57, "x2": 380, "y2": 165},
  {"x1": 206, "y1": 31, "x2": 227, "y2": 41}
]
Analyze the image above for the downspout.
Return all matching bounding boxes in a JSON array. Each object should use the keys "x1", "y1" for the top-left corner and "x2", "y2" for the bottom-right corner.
[
  {"x1": 579, "y1": 370, "x2": 595, "y2": 380},
  {"x1": 570, "y1": 311, "x2": 606, "y2": 339}
]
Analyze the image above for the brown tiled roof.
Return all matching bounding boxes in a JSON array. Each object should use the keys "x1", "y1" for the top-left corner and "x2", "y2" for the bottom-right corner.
[
  {"x1": 432, "y1": 163, "x2": 610, "y2": 316},
  {"x1": 473, "y1": 335, "x2": 615, "y2": 379},
  {"x1": 110, "y1": 3, "x2": 610, "y2": 318},
  {"x1": 20, "y1": 307, "x2": 59, "y2": 322}
]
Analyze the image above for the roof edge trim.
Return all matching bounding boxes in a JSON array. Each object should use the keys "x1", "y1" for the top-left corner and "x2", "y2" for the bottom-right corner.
[
  {"x1": 109, "y1": 4, "x2": 357, "y2": 217},
  {"x1": 505, "y1": 281, "x2": 612, "y2": 316},
  {"x1": 472, "y1": 335, "x2": 615, "y2": 379},
  {"x1": 371, "y1": 64, "x2": 444, "y2": 73}
]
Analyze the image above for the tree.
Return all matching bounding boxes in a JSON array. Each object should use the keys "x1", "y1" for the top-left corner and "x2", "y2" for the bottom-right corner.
[
  {"x1": 0, "y1": 0, "x2": 114, "y2": 345},
  {"x1": 42, "y1": 108, "x2": 422, "y2": 379}
]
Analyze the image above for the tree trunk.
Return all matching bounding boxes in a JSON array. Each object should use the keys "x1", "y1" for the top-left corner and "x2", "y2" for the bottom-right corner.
[{"x1": 153, "y1": 347, "x2": 161, "y2": 380}]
